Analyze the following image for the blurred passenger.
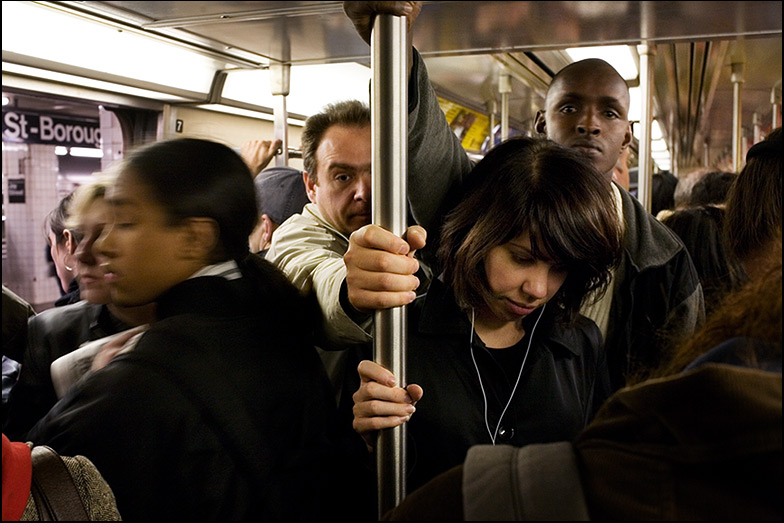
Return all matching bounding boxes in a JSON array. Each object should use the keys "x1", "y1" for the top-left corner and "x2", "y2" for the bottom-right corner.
[
  {"x1": 688, "y1": 170, "x2": 737, "y2": 207},
  {"x1": 4, "y1": 176, "x2": 155, "y2": 440},
  {"x1": 44, "y1": 193, "x2": 80, "y2": 307},
  {"x1": 249, "y1": 166, "x2": 309, "y2": 255},
  {"x1": 660, "y1": 206, "x2": 744, "y2": 315},
  {"x1": 25, "y1": 138, "x2": 362, "y2": 521},
  {"x1": 349, "y1": 136, "x2": 622, "y2": 493},
  {"x1": 343, "y1": 1, "x2": 703, "y2": 391},
  {"x1": 724, "y1": 127, "x2": 782, "y2": 281}
]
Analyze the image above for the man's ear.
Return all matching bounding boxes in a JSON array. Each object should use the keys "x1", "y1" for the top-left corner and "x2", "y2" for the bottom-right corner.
[
  {"x1": 534, "y1": 110, "x2": 547, "y2": 135},
  {"x1": 303, "y1": 171, "x2": 317, "y2": 204},
  {"x1": 181, "y1": 217, "x2": 220, "y2": 261},
  {"x1": 621, "y1": 122, "x2": 633, "y2": 149},
  {"x1": 259, "y1": 214, "x2": 276, "y2": 246}
]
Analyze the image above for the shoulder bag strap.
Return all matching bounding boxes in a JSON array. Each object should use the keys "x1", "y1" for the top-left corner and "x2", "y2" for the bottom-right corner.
[{"x1": 30, "y1": 445, "x2": 90, "y2": 521}]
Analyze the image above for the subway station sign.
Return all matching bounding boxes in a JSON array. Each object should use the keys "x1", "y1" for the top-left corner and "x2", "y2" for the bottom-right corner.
[{"x1": 2, "y1": 109, "x2": 100, "y2": 148}]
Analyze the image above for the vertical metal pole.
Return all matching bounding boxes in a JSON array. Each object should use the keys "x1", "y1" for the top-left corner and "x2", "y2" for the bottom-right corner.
[
  {"x1": 486, "y1": 99, "x2": 497, "y2": 150},
  {"x1": 269, "y1": 63, "x2": 290, "y2": 166},
  {"x1": 499, "y1": 68, "x2": 511, "y2": 142},
  {"x1": 772, "y1": 83, "x2": 781, "y2": 129},
  {"x1": 752, "y1": 112, "x2": 763, "y2": 144},
  {"x1": 371, "y1": 13, "x2": 408, "y2": 517},
  {"x1": 637, "y1": 43, "x2": 655, "y2": 213},
  {"x1": 731, "y1": 61, "x2": 745, "y2": 172}
]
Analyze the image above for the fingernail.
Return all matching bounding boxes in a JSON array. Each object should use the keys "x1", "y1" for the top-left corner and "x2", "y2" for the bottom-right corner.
[
  {"x1": 399, "y1": 416, "x2": 411, "y2": 423},
  {"x1": 405, "y1": 405, "x2": 415, "y2": 414}
]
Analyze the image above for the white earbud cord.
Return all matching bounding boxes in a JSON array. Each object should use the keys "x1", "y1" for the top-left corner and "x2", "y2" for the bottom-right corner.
[{"x1": 469, "y1": 303, "x2": 546, "y2": 445}]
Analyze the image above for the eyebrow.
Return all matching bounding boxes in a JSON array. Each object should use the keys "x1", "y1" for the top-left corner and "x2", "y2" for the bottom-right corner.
[
  {"x1": 507, "y1": 241, "x2": 533, "y2": 255},
  {"x1": 559, "y1": 91, "x2": 624, "y2": 105},
  {"x1": 328, "y1": 162, "x2": 369, "y2": 171},
  {"x1": 509, "y1": 239, "x2": 559, "y2": 263},
  {"x1": 558, "y1": 91, "x2": 627, "y2": 111}
]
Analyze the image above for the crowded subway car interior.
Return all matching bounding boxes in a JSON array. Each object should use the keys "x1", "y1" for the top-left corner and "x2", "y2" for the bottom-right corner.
[{"x1": 2, "y1": 1, "x2": 782, "y2": 521}]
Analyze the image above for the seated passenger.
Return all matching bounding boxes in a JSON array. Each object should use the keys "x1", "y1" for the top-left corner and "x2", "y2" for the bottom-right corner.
[
  {"x1": 4, "y1": 177, "x2": 155, "y2": 440},
  {"x1": 349, "y1": 136, "x2": 623, "y2": 493},
  {"x1": 25, "y1": 138, "x2": 362, "y2": 521}
]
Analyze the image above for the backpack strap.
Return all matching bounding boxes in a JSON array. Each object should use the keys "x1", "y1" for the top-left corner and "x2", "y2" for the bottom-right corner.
[
  {"x1": 463, "y1": 442, "x2": 590, "y2": 520},
  {"x1": 30, "y1": 445, "x2": 90, "y2": 521}
]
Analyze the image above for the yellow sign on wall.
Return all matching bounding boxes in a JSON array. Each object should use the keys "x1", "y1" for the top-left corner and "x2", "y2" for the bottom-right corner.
[{"x1": 437, "y1": 97, "x2": 489, "y2": 153}]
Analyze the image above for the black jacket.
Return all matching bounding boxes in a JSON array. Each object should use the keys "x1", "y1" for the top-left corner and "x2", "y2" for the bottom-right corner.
[
  {"x1": 27, "y1": 257, "x2": 365, "y2": 521},
  {"x1": 402, "y1": 277, "x2": 610, "y2": 492},
  {"x1": 4, "y1": 301, "x2": 124, "y2": 439}
]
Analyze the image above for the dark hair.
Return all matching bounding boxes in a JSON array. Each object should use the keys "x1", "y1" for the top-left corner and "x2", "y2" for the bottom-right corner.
[
  {"x1": 661, "y1": 206, "x2": 744, "y2": 315},
  {"x1": 438, "y1": 136, "x2": 623, "y2": 324},
  {"x1": 121, "y1": 138, "x2": 257, "y2": 262},
  {"x1": 301, "y1": 100, "x2": 370, "y2": 183},
  {"x1": 44, "y1": 192, "x2": 74, "y2": 246},
  {"x1": 724, "y1": 127, "x2": 782, "y2": 264},
  {"x1": 651, "y1": 170, "x2": 678, "y2": 215},
  {"x1": 645, "y1": 235, "x2": 781, "y2": 380},
  {"x1": 688, "y1": 170, "x2": 737, "y2": 207}
]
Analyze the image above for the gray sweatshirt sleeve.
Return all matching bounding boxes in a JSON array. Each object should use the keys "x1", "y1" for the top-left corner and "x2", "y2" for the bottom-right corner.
[{"x1": 407, "y1": 49, "x2": 474, "y2": 255}]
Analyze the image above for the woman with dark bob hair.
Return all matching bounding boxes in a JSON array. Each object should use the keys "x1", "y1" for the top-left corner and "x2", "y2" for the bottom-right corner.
[
  {"x1": 25, "y1": 138, "x2": 365, "y2": 521},
  {"x1": 346, "y1": 136, "x2": 624, "y2": 493}
]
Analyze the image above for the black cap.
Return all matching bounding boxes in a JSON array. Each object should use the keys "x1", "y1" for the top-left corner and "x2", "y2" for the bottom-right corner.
[{"x1": 254, "y1": 166, "x2": 310, "y2": 225}]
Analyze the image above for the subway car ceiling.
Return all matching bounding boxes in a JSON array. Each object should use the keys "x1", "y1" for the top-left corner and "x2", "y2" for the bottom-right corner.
[{"x1": 2, "y1": 1, "x2": 782, "y2": 173}]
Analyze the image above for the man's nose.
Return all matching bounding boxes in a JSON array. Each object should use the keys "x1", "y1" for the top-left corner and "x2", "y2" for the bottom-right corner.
[{"x1": 577, "y1": 109, "x2": 601, "y2": 135}]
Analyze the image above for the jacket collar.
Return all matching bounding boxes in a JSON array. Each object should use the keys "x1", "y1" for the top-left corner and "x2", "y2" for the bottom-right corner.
[
  {"x1": 302, "y1": 203, "x2": 350, "y2": 243},
  {"x1": 617, "y1": 182, "x2": 685, "y2": 272}
]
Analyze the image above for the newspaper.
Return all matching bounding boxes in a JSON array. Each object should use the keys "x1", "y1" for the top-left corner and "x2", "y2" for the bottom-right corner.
[{"x1": 50, "y1": 327, "x2": 147, "y2": 399}]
